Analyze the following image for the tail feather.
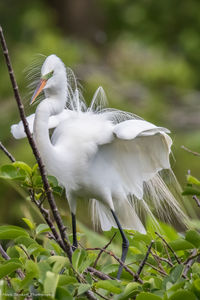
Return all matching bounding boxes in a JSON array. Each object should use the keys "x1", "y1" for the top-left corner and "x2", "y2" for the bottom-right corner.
[
  {"x1": 90, "y1": 198, "x2": 146, "y2": 233},
  {"x1": 90, "y1": 169, "x2": 189, "y2": 233}
]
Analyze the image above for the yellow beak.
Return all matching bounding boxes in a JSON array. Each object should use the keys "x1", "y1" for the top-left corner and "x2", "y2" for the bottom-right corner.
[{"x1": 30, "y1": 79, "x2": 47, "y2": 104}]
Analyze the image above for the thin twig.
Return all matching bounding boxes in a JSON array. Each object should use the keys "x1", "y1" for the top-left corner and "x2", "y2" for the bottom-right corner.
[
  {"x1": 19, "y1": 245, "x2": 31, "y2": 259},
  {"x1": 0, "y1": 243, "x2": 25, "y2": 279},
  {"x1": 0, "y1": 141, "x2": 15, "y2": 162},
  {"x1": 0, "y1": 243, "x2": 10, "y2": 260},
  {"x1": 86, "y1": 247, "x2": 143, "y2": 284},
  {"x1": 183, "y1": 249, "x2": 198, "y2": 278},
  {"x1": 163, "y1": 243, "x2": 173, "y2": 264},
  {"x1": 181, "y1": 145, "x2": 200, "y2": 157},
  {"x1": 87, "y1": 267, "x2": 112, "y2": 280},
  {"x1": 145, "y1": 262, "x2": 167, "y2": 276},
  {"x1": 184, "y1": 250, "x2": 200, "y2": 265},
  {"x1": 135, "y1": 240, "x2": 154, "y2": 280},
  {"x1": 93, "y1": 233, "x2": 116, "y2": 268},
  {"x1": 85, "y1": 290, "x2": 97, "y2": 300},
  {"x1": 92, "y1": 290, "x2": 110, "y2": 300},
  {"x1": 150, "y1": 250, "x2": 173, "y2": 267},
  {"x1": 0, "y1": 26, "x2": 72, "y2": 261},
  {"x1": 155, "y1": 232, "x2": 181, "y2": 264},
  {"x1": 193, "y1": 195, "x2": 200, "y2": 208},
  {"x1": 29, "y1": 190, "x2": 65, "y2": 250}
]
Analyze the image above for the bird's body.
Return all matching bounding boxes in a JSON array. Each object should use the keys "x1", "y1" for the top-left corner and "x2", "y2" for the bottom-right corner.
[{"x1": 11, "y1": 54, "x2": 188, "y2": 278}]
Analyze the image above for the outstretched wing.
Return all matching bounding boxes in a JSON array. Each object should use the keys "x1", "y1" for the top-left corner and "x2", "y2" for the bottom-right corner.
[
  {"x1": 102, "y1": 119, "x2": 172, "y2": 200},
  {"x1": 91, "y1": 119, "x2": 187, "y2": 231},
  {"x1": 11, "y1": 110, "x2": 73, "y2": 139}
]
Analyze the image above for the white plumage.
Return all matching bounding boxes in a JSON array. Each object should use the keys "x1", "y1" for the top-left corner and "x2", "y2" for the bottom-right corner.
[{"x1": 11, "y1": 55, "x2": 187, "y2": 234}]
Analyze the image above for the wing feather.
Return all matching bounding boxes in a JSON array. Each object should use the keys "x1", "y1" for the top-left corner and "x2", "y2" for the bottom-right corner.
[{"x1": 91, "y1": 119, "x2": 187, "y2": 231}]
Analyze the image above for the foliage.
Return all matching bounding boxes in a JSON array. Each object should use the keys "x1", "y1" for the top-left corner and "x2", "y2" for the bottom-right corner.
[{"x1": 0, "y1": 162, "x2": 200, "y2": 299}]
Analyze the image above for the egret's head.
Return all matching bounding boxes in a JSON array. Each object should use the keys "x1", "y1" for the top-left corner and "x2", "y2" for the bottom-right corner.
[{"x1": 30, "y1": 54, "x2": 66, "y2": 104}]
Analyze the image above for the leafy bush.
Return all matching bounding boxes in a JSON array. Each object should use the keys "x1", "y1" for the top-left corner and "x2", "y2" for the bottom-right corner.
[{"x1": 0, "y1": 161, "x2": 200, "y2": 299}]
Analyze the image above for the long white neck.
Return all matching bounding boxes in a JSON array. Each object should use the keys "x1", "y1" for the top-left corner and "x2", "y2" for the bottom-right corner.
[{"x1": 33, "y1": 90, "x2": 66, "y2": 169}]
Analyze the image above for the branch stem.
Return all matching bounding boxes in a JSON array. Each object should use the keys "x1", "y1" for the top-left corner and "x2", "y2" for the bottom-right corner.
[
  {"x1": 155, "y1": 232, "x2": 181, "y2": 264},
  {"x1": 135, "y1": 240, "x2": 154, "y2": 280},
  {"x1": 0, "y1": 141, "x2": 15, "y2": 162},
  {"x1": 0, "y1": 243, "x2": 24, "y2": 279},
  {"x1": 0, "y1": 25, "x2": 72, "y2": 261}
]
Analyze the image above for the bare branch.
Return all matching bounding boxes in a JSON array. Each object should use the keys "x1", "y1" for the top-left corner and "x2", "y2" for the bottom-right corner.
[
  {"x1": 0, "y1": 243, "x2": 25, "y2": 279},
  {"x1": 155, "y1": 232, "x2": 181, "y2": 264},
  {"x1": 92, "y1": 290, "x2": 110, "y2": 300},
  {"x1": 181, "y1": 145, "x2": 200, "y2": 157},
  {"x1": 150, "y1": 250, "x2": 173, "y2": 267},
  {"x1": 0, "y1": 26, "x2": 72, "y2": 261},
  {"x1": 135, "y1": 240, "x2": 154, "y2": 280},
  {"x1": 145, "y1": 262, "x2": 167, "y2": 276},
  {"x1": 87, "y1": 267, "x2": 112, "y2": 280},
  {"x1": 184, "y1": 250, "x2": 200, "y2": 265},
  {"x1": 0, "y1": 141, "x2": 15, "y2": 162},
  {"x1": 183, "y1": 249, "x2": 198, "y2": 278},
  {"x1": 86, "y1": 247, "x2": 143, "y2": 284},
  {"x1": 29, "y1": 190, "x2": 65, "y2": 251},
  {"x1": 93, "y1": 233, "x2": 116, "y2": 268},
  {"x1": 193, "y1": 195, "x2": 200, "y2": 208},
  {"x1": 85, "y1": 290, "x2": 97, "y2": 300}
]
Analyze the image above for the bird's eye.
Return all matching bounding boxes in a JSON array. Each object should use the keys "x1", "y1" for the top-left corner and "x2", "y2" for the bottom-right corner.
[{"x1": 42, "y1": 70, "x2": 54, "y2": 81}]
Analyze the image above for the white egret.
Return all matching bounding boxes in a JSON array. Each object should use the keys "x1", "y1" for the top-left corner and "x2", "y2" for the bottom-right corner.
[{"x1": 11, "y1": 54, "x2": 188, "y2": 279}]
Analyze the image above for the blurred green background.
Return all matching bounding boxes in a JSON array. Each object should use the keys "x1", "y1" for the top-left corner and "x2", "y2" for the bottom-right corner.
[{"x1": 0, "y1": 0, "x2": 200, "y2": 226}]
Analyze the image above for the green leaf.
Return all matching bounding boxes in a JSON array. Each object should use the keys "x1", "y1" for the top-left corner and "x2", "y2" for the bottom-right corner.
[
  {"x1": 77, "y1": 283, "x2": 91, "y2": 296},
  {"x1": 47, "y1": 175, "x2": 59, "y2": 187},
  {"x1": 18, "y1": 259, "x2": 39, "y2": 289},
  {"x1": 48, "y1": 256, "x2": 68, "y2": 273},
  {"x1": 118, "y1": 282, "x2": 140, "y2": 300},
  {"x1": 0, "y1": 164, "x2": 26, "y2": 180},
  {"x1": 168, "y1": 290, "x2": 196, "y2": 300},
  {"x1": 27, "y1": 243, "x2": 47, "y2": 256},
  {"x1": 0, "y1": 225, "x2": 29, "y2": 239},
  {"x1": 169, "y1": 239, "x2": 194, "y2": 251},
  {"x1": 187, "y1": 175, "x2": 200, "y2": 186},
  {"x1": 102, "y1": 264, "x2": 119, "y2": 274},
  {"x1": 25, "y1": 259, "x2": 39, "y2": 277},
  {"x1": 36, "y1": 223, "x2": 50, "y2": 235},
  {"x1": 22, "y1": 218, "x2": 35, "y2": 230},
  {"x1": 32, "y1": 163, "x2": 39, "y2": 174},
  {"x1": 38, "y1": 261, "x2": 51, "y2": 283},
  {"x1": 85, "y1": 272, "x2": 93, "y2": 285},
  {"x1": 50, "y1": 241, "x2": 62, "y2": 255},
  {"x1": 158, "y1": 222, "x2": 179, "y2": 241},
  {"x1": 169, "y1": 265, "x2": 184, "y2": 283},
  {"x1": 185, "y1": 230, "x2": 200, "y2": 247},
  {"x1": 58, "y1": 275, "x2": 77, "y2": 286},
  {"x1": 0, "y1": 259, "x2": 22, "y2": 279},
  {"x1": 14, "y1": 236, "x2": 38, "y2": 248},
  {"x1": 56, "y1": 287, "x2": 73, "y2": 300},
  {"x1": 132, "y1": 232, "x2": 152, "y2": 245},
  {"x1": 192, "y1": 278, "x2": 200, "y2": 297},
  {"x1": 136, "y1": 292, "x2": 162, "y2": 300},
  {"x1": 53, "y1": 186, "x2": 63, "y2": 196},
  {"x1": 13, "y1": 161, "x2": 32, "y2": 175},
  {"x1": 182, "y1": 187, "x2": 200, "y2": 196},
  {"x1": 32, "y1": 175, "x2": 43, "y2": 187},
  {"x1": 95, "y1": 280, "x2": 122, "y2": 294},
  {"x1": 78, "y1": 253, "x2": 95, "y2": 273},
  {"x1": 44, "y1": 271, "x2": 59, "y2": 298},
  {"x1": 72, "y1": 249, "x2": 87, "y2": 272}
]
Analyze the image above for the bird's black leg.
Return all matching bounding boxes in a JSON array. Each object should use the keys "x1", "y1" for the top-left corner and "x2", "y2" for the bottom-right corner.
[
  {"x1": 111, "y1": 209, "x2": 129, "y2": 280},
  {"x1": 71, "y1": 213, "x2": 78, "y2": 251}
]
